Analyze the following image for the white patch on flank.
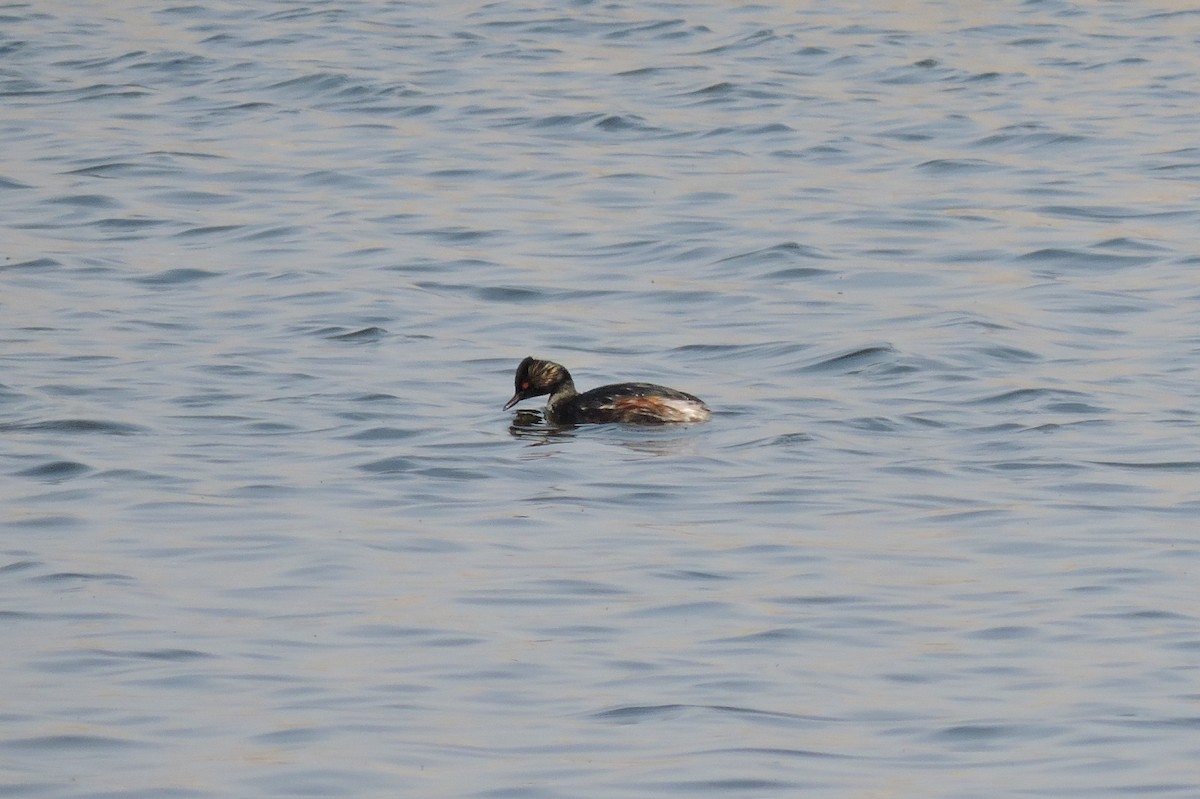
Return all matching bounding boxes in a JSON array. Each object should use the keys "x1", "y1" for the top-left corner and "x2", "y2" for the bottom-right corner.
[{"x1": 658, "y1": 398, "x2": 712, "y2": 423}]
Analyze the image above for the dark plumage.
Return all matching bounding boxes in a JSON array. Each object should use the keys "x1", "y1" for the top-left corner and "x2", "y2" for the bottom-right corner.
[{"x1": 504, "y1": 357, "x2": 711, "y2": 425}]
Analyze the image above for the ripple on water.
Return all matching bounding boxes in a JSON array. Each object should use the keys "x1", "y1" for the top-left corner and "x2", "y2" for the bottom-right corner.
[
  {"x1": 1016, "y1": 247, "x2": 1157, "y2": 270},
  {"x1": 2, "y1": 734, "x2": 148, "y2": 752},
  {"x1": 3, "y1": 3, "x2": 1199, "y2": 798},
  {"x1": 800, "y1": 345, "x2": 898, "y2": 374},
  {"x1": 13, "y1": 460, "x2": 90, "y2": 480},
  {"x1": 916, "y1": 158, "x2": 1003, "y2": 173},
  {"x1": 0, "y1": 419, "x2": 145, "y2": 435},
  {"x1": 1, "y1": 257, "x2": 61, "y2": 272}
]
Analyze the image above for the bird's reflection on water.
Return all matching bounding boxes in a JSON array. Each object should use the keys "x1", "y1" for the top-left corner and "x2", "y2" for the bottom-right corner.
[
  {"x1": 507, "y1": 409, "x2": 576, "y2": 445},
  {"x1": 507, "y1": 408, "x2": 705, "y2": 456}
]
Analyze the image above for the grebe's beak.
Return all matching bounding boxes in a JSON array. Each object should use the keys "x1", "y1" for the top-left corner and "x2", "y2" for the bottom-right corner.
[{"x1": 503, "y1": 391, "x2": 523, "y2": 411}]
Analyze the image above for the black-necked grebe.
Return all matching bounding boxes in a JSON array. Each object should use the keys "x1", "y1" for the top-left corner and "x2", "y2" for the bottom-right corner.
[{"x1": 503, "y1": 357, "x2": 711, "y2": 425}]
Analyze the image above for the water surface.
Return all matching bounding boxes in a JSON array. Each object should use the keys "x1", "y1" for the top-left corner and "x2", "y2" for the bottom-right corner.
[{"x1": 2, "y1": 2, "x2": 1199, "y2": 797}]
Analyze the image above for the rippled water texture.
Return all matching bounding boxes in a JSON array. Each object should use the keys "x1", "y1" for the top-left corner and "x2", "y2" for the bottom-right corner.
[{"x1": 2, "y1": 2, "x2": 1199, "y2": 797}]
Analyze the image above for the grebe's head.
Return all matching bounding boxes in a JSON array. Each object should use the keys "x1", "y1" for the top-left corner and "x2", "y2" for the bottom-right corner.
[{"x1": 504, "y1": 357, "x2": 571, "y2": 410}]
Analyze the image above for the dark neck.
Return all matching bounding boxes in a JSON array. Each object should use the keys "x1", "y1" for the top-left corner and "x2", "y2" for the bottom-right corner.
[{"x1": 545, "y1": 374, "x2": 577, "y2": 412}]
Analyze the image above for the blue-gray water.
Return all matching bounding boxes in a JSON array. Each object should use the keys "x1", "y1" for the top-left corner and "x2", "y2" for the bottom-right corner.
[{"x1": 3, "y1": 2, "x2": 1199, "y2": 797}]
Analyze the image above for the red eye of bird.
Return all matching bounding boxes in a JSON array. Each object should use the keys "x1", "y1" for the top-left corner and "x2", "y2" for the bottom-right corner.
[{"x1": 521, "y1": 382, "x2": 529, "y2": 390}]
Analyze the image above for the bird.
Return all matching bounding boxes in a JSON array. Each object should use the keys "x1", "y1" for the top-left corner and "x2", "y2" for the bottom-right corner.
[{"x1": 504, "y1": 357, "x2": 711, "y2": 425}]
